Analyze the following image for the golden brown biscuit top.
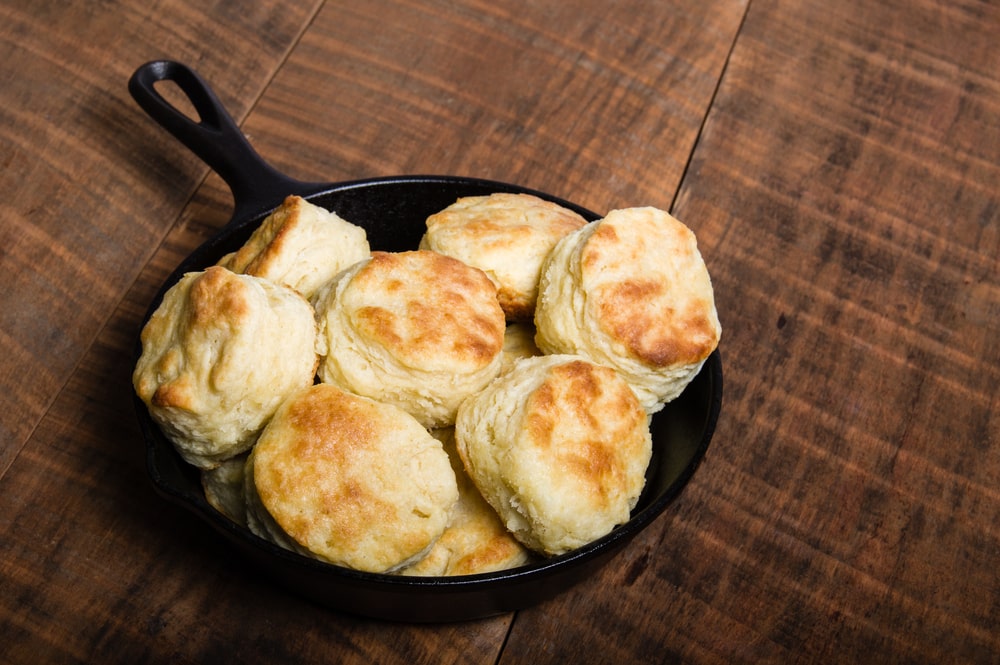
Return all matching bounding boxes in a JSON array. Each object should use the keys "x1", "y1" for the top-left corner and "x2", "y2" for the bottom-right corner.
[
  {"x1": 217, "y1": 195, "x2": 369, "y2": 300},
  {"x1": 423, "y1": 193, "x2": 587, "y2": 319},
  {"x1": 133, "y1": 265, "x2": 320, "y2": 468},
  {"x1": 139, "y1": 266, "x2": 256, "y2": 410},
  {"x1": 187, "y1": 264, "x2": 252, "y2": 323},
  {"x1": 252, "y1": 384, "x2": 457, "y2": 571},
  {"x1": 437, "y1": 519, "x2": 529, "y2": 576},
  {"x1": 220, "y1": 195, "x2": 307, "y2": 276},
  {"x1": 581, "y1": 208, "x2": 720, "y2": 367},
  {"x1": 424, "y1": 193, "x2": 586, "y2": 249},
  {"x1": 521, "y1": 359, "x2": 648, "y2": 513},
  {"x1": 257, "y1": 388, "x2": 392, "y2": 544},
  {"x1": 345, "y1": 250, "x2": 505, "y2": 372}
]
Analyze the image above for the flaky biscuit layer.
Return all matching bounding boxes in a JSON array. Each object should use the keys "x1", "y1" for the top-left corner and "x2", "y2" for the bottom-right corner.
[
  {"x1": 218, "y1": 195, "x2": 370, "y2": 300},
  {"x1": 400, "y1": 427, "x2": 530, "y2": 577},
  {"x1": 133, "y1": 266, "x2": 318, "y2": 469},
  {"x1": 456, "y1": 354, "x2": 652, "y2": 556}
]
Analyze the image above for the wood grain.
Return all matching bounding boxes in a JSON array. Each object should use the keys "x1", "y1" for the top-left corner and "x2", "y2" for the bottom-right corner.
[
  {"x1": 659, "y1": 0, "x2": 999, "y2": 661},
  {"x1": 1, "y1": 0, "x2": 998, "y2": 662},
  {"x1": 0, "y1": 0, "x2": 323, "y2": 471},
  {"x1": 245, "y1": 0, "x2": 748, "y2": 213}
]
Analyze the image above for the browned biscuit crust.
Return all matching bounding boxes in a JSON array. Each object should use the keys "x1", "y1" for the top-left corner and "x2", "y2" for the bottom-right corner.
[
  {"x1": 420, "y1": 193, "x2": 587, "y2": 320},
  {"x1": 349, "y1": 251, "x2": 502, "y2": 370},
  {"x1": 455, "y1": 354, "x2": 652, "y2": 556},
  {"x1": 314, "y1": 250, "x2": 505, "y2": 427},
  {"x1": 218, "y1": 195, "x2": 369, "y2": 299},
  {"x1": 133, "y1": 266, "x2": 318, "y2": 468},
  {"x1": 247, "y1": 384, "x2": 459, "y2": 573},
  {"x1": 534, "y1": 207, "x2": 721, "y2": 411}
]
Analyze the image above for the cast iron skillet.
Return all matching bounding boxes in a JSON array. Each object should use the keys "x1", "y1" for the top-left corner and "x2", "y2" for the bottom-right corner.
[{"x1": 128, "y1": 59, "x2": 723, "y2": 623}]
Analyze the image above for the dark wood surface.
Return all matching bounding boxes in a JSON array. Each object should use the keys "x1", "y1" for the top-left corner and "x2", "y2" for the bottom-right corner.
[{"x1": 2, "y1": 0, "x2": 997, "y2": 662}]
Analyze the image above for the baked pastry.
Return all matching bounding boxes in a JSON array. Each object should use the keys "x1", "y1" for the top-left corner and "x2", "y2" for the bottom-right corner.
[
  {"x1": 244, "y1": 384, "x2": 459, "y2": 573},
  {"x1": 499, "y1": 321, "x2": 542, "y2": 375},
  {"x1": 313, "y1": 250, "x2": 505, "y2": 428},
  {"x1": 217, "y1": 195, "x2": 369, "y2": 300},
  {"x1": 420, "y1": 193, "x2": 587, "y2": 320},
  {"x1": 400, "y1": 428, "x2": 530, "y2": 576},
  {"x1": 534, "y1": 207, "x2": 721, "y2": 412},
  {"x1": 455, "y1": 354, "x2": 652, "y2": 556},
  {"x1": 132, "y1": 266, "x2": 318, "y2": 469},
  {"x1": 201, "y1": 453, "x2": 248, "y2": 525}
]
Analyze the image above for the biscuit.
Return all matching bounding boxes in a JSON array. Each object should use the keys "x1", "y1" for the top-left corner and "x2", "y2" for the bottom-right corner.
[
  {"x1": 313, "y1": 250, "x2": 505, "y2": 428},
  {"x1": 245, "y1": 384, "x2": 459, "y2": 573},
  {"x1": 133, "y1": 266, "x2": 318, "y2": 469},
  {"x1": 218, "y1": 195, "x2": 370, "y2": 300},
  {"x1": 455, "y1": 354, "x2": 652, "y2": 556},
  {"x1": 534, "y1": 207, "x2": 721, "y2": 412},
  {"x1": 201, "y1": 453, "x2": 248, "y2": 525},
  {"x1": 420, "y1": 193, "x2": 587, "y2": 320},
  {"x1": 400, "y1": 428, "x2": 530, "y2": 576},
  {"x1": 499, "y1": 322, "x2": 542, "y2": 375}
]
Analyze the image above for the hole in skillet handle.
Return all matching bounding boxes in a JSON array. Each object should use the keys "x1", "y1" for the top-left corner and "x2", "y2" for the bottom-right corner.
[
  {"x1": 128, "y1": 59, "x2": 327, "y2": 224},
  {"x1": 128, "y1": 60, "x2": 723, "y2": 622}
]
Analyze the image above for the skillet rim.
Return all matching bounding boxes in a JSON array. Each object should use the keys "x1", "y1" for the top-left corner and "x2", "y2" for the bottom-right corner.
[{"x1": 131, "y1": 171, "x2": 721, "y2": 622}]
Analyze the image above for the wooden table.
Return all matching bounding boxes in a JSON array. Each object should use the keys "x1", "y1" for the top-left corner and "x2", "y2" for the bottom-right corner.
[{"x1": 2, "y1": 0, "x2": 997, "y2": 662}]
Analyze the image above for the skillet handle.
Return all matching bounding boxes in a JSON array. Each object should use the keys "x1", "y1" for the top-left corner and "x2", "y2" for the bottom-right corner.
[{"x1": 128, "y1": 60, "x2": 320, "y2": 222}]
